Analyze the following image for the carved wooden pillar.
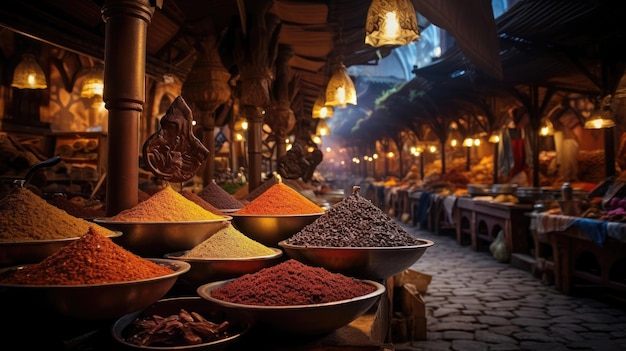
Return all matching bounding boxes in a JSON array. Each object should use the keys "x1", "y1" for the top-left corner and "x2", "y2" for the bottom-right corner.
[
  {"x1": 267, "y1": 44, "x2": 296, "y2": 161},
  {"x1": 182, "y1": 35, "x2": 231, "y2": 186},
  {"x1": 102, "y1": 0, "x2": 155, "y2": 216},
  {"x1": 235, "y1": 5, "x2": 280, "y2": 191}
]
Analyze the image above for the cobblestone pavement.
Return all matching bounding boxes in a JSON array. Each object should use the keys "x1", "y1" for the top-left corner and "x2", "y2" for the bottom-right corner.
[{"x1": 392, "y1": 222, "x2": 626, "y2": 351}]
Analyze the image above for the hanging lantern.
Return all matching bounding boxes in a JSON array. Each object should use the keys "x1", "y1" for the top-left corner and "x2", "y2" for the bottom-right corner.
[
  {"x1": 325, "y1": 63, "x2": 357, "y2": 108},
  {"x1": 312, "y1": 93, "x2": 334, "y2": 118},
  {"x1": 316, "y1": 119, "x2": 331, "y2": 136},
  {"x1": 584, "y1": 95, "x2": 616, "y2": 129},
  {"x1": 80, "y1": 67, "x2": 104, "y2": 99},
  {"x1": 12, "y1": 54, "x2": 47, "y2": 89},
  {"x1": 365, "y1": 0, "x2": 420, "y2": 47}
]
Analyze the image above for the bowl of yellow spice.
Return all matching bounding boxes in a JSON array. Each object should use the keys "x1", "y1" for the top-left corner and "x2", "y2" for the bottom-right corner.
[
  {"x1": 94, "y1": 186, "x2": 231, "y2": 257},
  {"x1": 164, "y1": 224, "x2": 283, "y2": 287},
  {"x1": 229, "y1": 183, "x2": 325, "y2": 247}
]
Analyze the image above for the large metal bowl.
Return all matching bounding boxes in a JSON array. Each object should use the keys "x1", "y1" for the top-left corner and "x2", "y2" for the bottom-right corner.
[
  {"x1": 111, "y1": 296, "x2": 252, "y2": 350},
  {"x1": 163, "y1": 248, "x2": 283, "y2": 287},
  {"x1": 0, "y1": 258, "x2": 190, "y2": 320},
  {"x1": 0, "y1": 231, "x2": 122, "y2": 267},
  {"x1": 278, "y1": 239, "x2": 434, "y2": 280},
  {"x1": 197, "y1": 279, "x2": 385, "y2": 335},
  {"x1": 93, "y1": 218, "x2": 231, "y2": 257},
  {"x1": 229, "y1": 213, "x2": 323, "y2": 247}
]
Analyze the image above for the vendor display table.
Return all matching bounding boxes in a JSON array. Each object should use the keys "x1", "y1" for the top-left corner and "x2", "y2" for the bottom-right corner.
[
  {"x1": 455, "y1": 197, "x2": 533, "y2": 254},
  {"x1": 529, "y1": 212, "x2": 626, "y2": 297}
]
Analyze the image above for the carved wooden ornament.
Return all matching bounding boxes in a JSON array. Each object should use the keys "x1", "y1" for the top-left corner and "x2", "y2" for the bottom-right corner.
[{"x1": 142, "y1": 96, "x2": 210, "y2": 183}]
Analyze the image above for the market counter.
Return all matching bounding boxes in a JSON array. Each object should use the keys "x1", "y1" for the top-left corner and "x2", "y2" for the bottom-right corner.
[
  {"x1": 455, "y1": 197, "x2": 533, "y2": 253},
  {"x1": 529, "y1": 212, "x2": 626, "y2": 297}
]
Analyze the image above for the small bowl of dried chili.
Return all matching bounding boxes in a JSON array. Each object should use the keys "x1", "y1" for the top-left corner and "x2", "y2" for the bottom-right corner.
[{"x1": 112, "y1": 296, "x2": 252, "y2": 350}]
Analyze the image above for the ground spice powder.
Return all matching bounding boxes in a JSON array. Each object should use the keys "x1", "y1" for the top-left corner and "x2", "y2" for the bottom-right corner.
[
  {"x1": 0, "y1": 187, "x2": 117, "y2": 242},
  {"x1": 235, "y1": 183, "x2": 324, "y2": 215},
  {"x1": 182, "y1": 224, "x2": 276, "y2": 258},
  {"x1": 210, "y1": 259, "x2": 377, "y2": 305},
  {"x1": 196, "y1": 180, "x2": 244, "y2": 210},
  {"x1": 109, "y1": 186, "x2": 223, "y2": 221},
  {"x1": 180, "y1": 190, "x2": 225, "y2": 216},
  {"x1": 0, "y1": 227, "x2": 174, "y2": 285}
]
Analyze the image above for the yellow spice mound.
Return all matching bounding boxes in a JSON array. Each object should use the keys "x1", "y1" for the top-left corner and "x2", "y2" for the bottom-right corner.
[
  {"x1": 183, "y1": 224, "x2": 275, "y2": 258},
  {"x1": 109, "y1": 186, "x2": 223, "y2": 221},
  {"x1": 0, "y1": 187, "x2": 117, "y2": 242}
]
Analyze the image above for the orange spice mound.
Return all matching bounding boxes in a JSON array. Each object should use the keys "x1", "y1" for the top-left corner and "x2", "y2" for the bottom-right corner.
[
  {"x1": 235, "y1": 183, "x2": 324, "y2": 215},
  {"x1": 0, "y1": 227, "x2": 174, "y2": 285},
  {"x1": 109, "y1": 186, "x2": 223, "y2": 222}
]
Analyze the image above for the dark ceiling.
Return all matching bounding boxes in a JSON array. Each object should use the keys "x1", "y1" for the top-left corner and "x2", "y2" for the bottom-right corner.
[
  {"x1": 1, "y1": 0, "x2": 625, "y2": 128},
  {"x1": 0, "y1": 0, "x2": 504, "y2": 119}
]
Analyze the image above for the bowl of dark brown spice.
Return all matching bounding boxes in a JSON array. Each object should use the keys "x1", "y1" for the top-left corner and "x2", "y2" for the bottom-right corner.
[
  {"x1": 279, "y1": 185, "x2": 435, "y2": 279},
  {"x1": 0, "y1": 229, "x2": 191, "y2": 320},
  {"x1": 197, "y1": 259, "x2": 385, "y2": 335},
  {"x1": 112, "y1": 296, "x2": 252, "y2": 350}
]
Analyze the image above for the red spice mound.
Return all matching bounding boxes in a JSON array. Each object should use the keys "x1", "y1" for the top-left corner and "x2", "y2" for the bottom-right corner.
[
  {"x1": 210, "y1": 259, "x2": 377, "y2": 306},
  {"x1": 0, "y1": 228, "x2": 174, "y2": 285}
]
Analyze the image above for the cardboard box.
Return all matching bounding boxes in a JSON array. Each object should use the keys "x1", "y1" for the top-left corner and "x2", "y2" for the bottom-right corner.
[{"x1": 390, "y1": 270, "x2": 430, "y2": 342}]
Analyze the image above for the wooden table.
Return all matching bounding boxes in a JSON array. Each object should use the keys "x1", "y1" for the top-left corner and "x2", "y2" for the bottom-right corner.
[
  {"x1": 455, "y1": 197, "x2": 533, "y2": 254},
  {"x1": 529, "y1": 213, "x2": 626, "y2": 297}
]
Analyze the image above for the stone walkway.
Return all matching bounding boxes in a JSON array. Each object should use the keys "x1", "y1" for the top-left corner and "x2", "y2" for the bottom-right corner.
[{"x1": 392, "y1": 222, "x2": 626, "y2": 351}]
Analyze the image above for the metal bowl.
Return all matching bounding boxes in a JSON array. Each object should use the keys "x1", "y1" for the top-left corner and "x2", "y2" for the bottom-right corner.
[
  {"x1": 111, "y1": 296, "x2": 252, "y2": 350},
  {"x1": 93, "y1": 218, "x2": 231, "y2": 257},
  {"x1": 0, "y1": 258, "x2": 190, "y2": 320},
  {"x1": 197, "y1": 279, "x2": 385, "y2": 335},
  {"x1": 278, "y1": 239, "x2": 434, "y2": 280},
  {"x1": 0, "y1": 231, "x2": 122, "y2": 267},
  {"x1": 229, "y1": 213, "x2": 323, "y2": 247},
  {"x1": 163, "y1": 248, "x2": 283, "y2": 287}
]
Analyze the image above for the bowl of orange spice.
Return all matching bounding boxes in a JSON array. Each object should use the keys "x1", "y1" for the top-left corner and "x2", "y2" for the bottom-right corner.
[
  {"x1": 94, "y1": 186, "x2": 231, "y2": 256},
  {"x1": 0, "y1": 228, "x2": 190, "y2": 320},
  {"x1": 229, "y1": 182, "x2": 325, "y2": 246}
]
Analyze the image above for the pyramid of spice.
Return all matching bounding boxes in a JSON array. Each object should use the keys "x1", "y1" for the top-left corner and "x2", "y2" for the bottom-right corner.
[
  {"x1": 285, "y1": 186, "x2": 423, "y2": 247},
  {"x1": 0, "y1": 227, "x2": 174, "y2": 285},
  {"x1": 210, "y1": 259, "x2": 376, "y2": 306},
  {"x1": 183, "y1": 224, "x2": 276, "y2": 258},
  {"x1": 109, "y1": 186, "x2": 223, "y2": 222},
  {"x1": 197, "y1": 180, "x2": 244, "y2": 210},
  {"x1": 235, "y1": 183, "x2": 324, "y2": 215},
  {"x1": 0, "y1": 187, "x2": 117, "y2": 242}
]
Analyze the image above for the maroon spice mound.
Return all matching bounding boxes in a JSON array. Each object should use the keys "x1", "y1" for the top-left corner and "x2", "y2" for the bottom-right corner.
[
  {"x1": 210, "y1": 259, "x2": 377, "y2": 306},
  {"x1": 197, "y1": 180, "x2": 244, "y2": 210}
]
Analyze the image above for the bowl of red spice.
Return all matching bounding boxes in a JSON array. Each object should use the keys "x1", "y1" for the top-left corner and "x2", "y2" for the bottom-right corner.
[
  {"x1": 196, "y1": 259, "x2": 385, "y2": 335},
  {"x1": 0, "y1": 229, "x2": 191, "y2": 320}
]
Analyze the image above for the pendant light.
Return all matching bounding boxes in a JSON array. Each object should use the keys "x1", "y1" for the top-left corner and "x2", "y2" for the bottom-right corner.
[
  {"x1": 365, "y1": 0, "x2": 420, "y2": 47},
  {"x1": 11, "y1": 54, "x2": 48, "y2": 89},
  {"x1": 325, "y1": 62, "x2": 357, "y2": 108},
  {"x1": 584, "y1": 95, "x2": 616, "y2": 129},
  {"x1": 315, "y1": 118, "x2": 331, "y2": 136},
  {"x1": 80, "y1": 67, "x2": 105, "y2": 99},
  {"x1": 312, "y1": 93, "x2": 334, "y2": 119}
]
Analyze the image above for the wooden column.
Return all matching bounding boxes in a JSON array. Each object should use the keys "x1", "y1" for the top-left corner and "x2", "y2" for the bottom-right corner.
[
  {"x1": 102, "y1": 0, "x2": 155, "y2": 216},
  {"x1": 235, "y1": 4, "x2": 280, "y2": 192}
]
